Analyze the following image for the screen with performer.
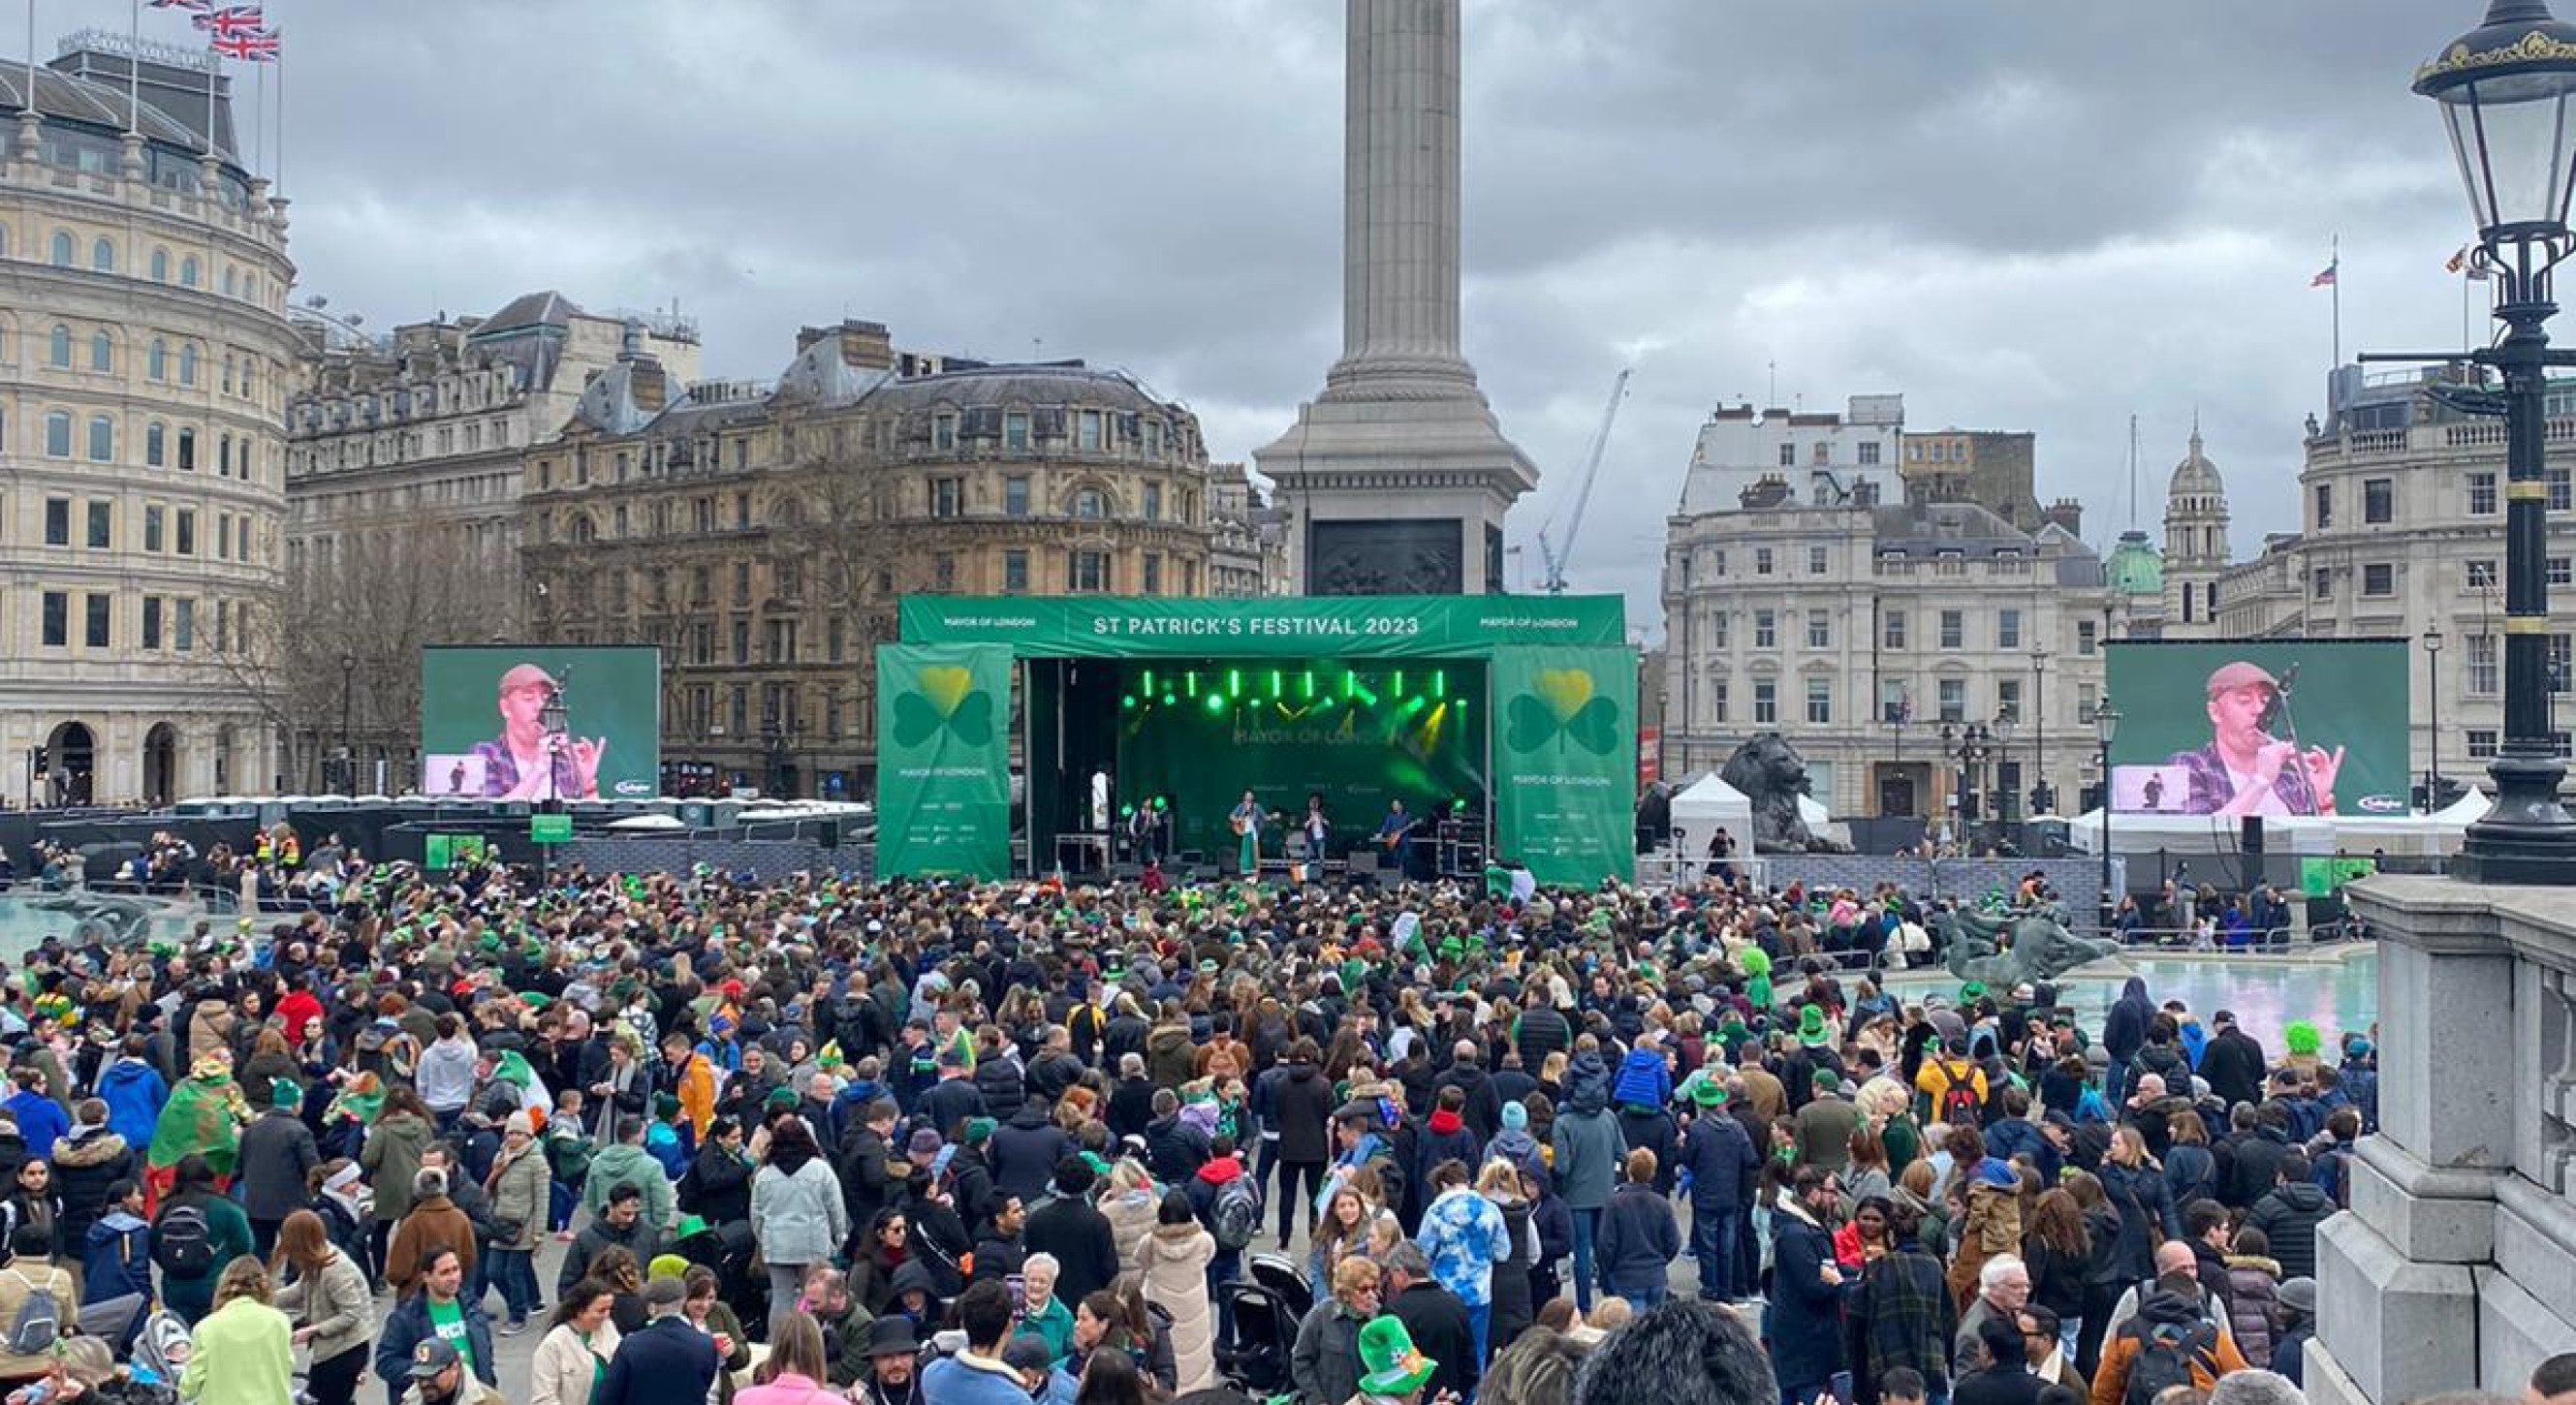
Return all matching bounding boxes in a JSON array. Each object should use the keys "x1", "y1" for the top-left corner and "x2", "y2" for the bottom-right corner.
[
  {"x1": 420, "y1": 645, "x2": 663, "y2": 801},
  {"x1": 2103, "y1": 639, "x2": 2408, "y2": 818}
]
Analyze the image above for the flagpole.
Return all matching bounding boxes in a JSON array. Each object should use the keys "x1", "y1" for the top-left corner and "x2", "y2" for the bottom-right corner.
[
  {"x1": 272, "y1": 29, "x2": 281, "y2": 193},
  {"x1": 2332, "y1": 234, "x2": 2342, "y2": 369},
  {"x1": 251, "y1": 52, "x2": 259, "y2": 171},
  {"x1": 127, "y1": 0, "x2": 139, "y2": 132}
]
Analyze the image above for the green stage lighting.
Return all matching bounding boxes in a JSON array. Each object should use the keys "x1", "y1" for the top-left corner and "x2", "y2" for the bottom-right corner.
[
  {"x1": 1343, "y1": 671, "x2": 1358, "y2": 698},
  {"x1": 1185, "y1": 671, "x2": 1199, "y2": 698},
  {"x1": 1455, "y1": 697, "x2": 1468, "y2": 710},
  {"x1": 1228, "y1": 668, "x2": 1242, "y2": 697},
  {"x1": 1205, "y1": 692, "x2": 1226, "y2": 714},
  {"x1": 1432, "y1": 670, "x2": 1446, "y2": 698},
  {"x1": 1121, "y1": 694, "x2": 1137, "y2": 710},
  {"x1": 1403, "y1": 695, "x2": 1427, "y2": 715},
  {"x1": 1270, "y1": 669, "x2": 1283, "y2": 700},
  {"x1": 1144, "y1": 670, "x2": 1156, "y2": 697},
  {"x1": 1394, "y1": 671, "x2": 1406, "y2": 698},
  {"x1": 1303, "y1": 671, "x2": 1316, "y2": 699},
  {"x1": 1161, "y1": 693, "x2": 1176, "y2": 707}
]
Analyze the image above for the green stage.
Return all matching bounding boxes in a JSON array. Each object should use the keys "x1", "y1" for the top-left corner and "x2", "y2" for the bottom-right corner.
[{"x1": 876, "y1": 595, "x2": 1637, "y2": 886}]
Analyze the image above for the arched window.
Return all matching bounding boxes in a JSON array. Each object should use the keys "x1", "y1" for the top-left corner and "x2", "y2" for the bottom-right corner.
[
  {"x1": 145, "y1": 422, "x2": 165, "y2": 467},
  {"x1": 221, "y1": 353, "x2": 234, "y2": 394},
  {"x1": 87, "y1": 415, "x2": 112, "y2": 462},
  {"x1": 176, "y1": 426, "x2": 196, "y2": 471},
  {"x1": 89, "y1": 330, "x2": 110, "y2": 373},
  {"x1": 570, "y1": 515, "x2": 596, "y2": 544},
  {"x1": 147, "y1": 339, "x2": 167, "y2": 380},
  {"x1": 218, "y1": 433, "x2": 233, "y2": 477},
  {"x1": 1072, "y1": 487, "x2": 1107, "y2": 520},
  {"x1": 178, "y1": 344, "x2": 198, "y2": 386},
  {"x1": 44, "y1": 411, "x2": 71, "y2": 457},
  {"x1": 178, "y1": 255, "x2": 200, "y2": 288},
  {"x1": 89, "y1": 237, "x2": 112, "y2": 273},
  {"x1": 48, "y1": 232, "x2": 72, "y2": 266},
  {"x1": 47, "y1": 326, "x2": 70, "y2": 367},
  {"x1": 221, "y1": 266, "x2": 236, "y2": 297},
  {"x1": 148, "y1": 248, "x2": 169, "y2": 282}
]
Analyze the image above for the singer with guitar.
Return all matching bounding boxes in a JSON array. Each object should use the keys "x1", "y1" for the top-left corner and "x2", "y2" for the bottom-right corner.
[
  {"x1": 1374, "y1": 798, "x2": 1422, "y2": 880},
  {"x1": 1230, "y1": 791, "x2": 1272, "y2": 876},
  {"x1": 2167, "y1": 661, "x2": 2343, "y2": 817}
]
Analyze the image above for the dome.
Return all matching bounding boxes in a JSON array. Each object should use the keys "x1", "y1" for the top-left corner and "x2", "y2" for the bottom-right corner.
[
  {"x1": 2167, "y1": 427, "x2": 2225, "y2": 500},
  {"x1": 2105, "y1": 530, "x2": 2164, "y2": 596},
  {"x1": 0, "y1": 64, "x2": 230, "y2": 159},
  {"x1": 868, "y1": 362, "x2": 1174, "y2": 417}
]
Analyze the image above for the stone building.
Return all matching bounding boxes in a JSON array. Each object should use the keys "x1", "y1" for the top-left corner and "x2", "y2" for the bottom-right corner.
[
  {"x1": 1900, "y1": 427, "x2": 2045, "y2": 531},
  {"x1": 1677, "y1": 396, "x2": 1906, "y2": 515},
  {"x1": 518, "y1": 320, "x2": 1224, "y2": 796},
  {"x1": 0, "y1": 35, "x2": 295, "y2": 804},
  {"x1": 1207, "y1": 460, "x2": 1289, "y2": 597},
  {"x1": 280, "y1": 292, "x2": 698, "y2": 790}
]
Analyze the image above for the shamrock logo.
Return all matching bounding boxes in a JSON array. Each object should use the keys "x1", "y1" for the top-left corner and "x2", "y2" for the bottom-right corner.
[
  {"x1": 892, "y1": 665, "x2": 994, "y2": 747},
  {"x1": 1505, "y1": 668, "x2": 1618, "y2": 754}
]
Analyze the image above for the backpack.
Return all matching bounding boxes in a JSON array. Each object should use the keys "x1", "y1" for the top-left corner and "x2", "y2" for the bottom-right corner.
[
  {"x1": 1935, "y1": 1061, "x2": 1983, "y2": 1129},
  {"x1": 1209, "y1": 1174, "x2": 1262, "y2": 1252},
  {"x1": 5, "y1": 1269, "x2": 59, "y2": 1357},
  {"x1": 154, "y1": 1204, "x2": 214, "y2": 1277},
  {"x1": 2122, "y1": 1319, "x2": 2216, "y2": 1405}
]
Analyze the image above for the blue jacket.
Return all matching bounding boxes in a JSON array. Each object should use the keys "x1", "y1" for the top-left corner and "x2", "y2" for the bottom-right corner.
[
  {"x1": 1612, "y1": 1047, "x2": 1671, "y2": 1110},
  {"x1": 375, "y1": 1292, "x2": 496, "y2": 1393},
  {"x1": 97, "y1": 1061, "x2": 167, "y2": 1150},
  {"x1": 4, "y1": 1090, "x2": 67, "y2": 1161},
  {"x1": 80, "y1": 1211, "x2": 151, "y2": 1305},
  {"x1": 598, "y1": 1316, "x2": 720, "y2": 1405},
  {"x1": 1679, "y1": 1109, "x2": 1758, "y2": 1208}
]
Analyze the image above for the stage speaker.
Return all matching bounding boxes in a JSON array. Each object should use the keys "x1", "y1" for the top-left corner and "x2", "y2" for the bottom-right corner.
[
  {"x1": 1178, "y1": 850, "x2": 1206, "y2": 868},
  {"x1": 1349, "y1": 850, "x2": 1380, "y2": 877},
  {"x1": 2241, "y1": 816, "x2": 2264, "y2": 855}
]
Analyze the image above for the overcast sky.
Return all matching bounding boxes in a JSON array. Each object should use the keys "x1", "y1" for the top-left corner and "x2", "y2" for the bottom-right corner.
[{"x1": 143, "y1": 0, "x2": 2492, "y2": 636}]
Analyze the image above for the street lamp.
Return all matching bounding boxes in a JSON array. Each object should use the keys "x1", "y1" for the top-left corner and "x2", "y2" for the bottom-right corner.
[
  {"x1": 2095, "y1": 695, "x2": 2122, "y2": 927},
  {"x1": 2030, "y1": 646, "x2": 2052, "y2": 814},
  {"x1": 1940, "y1": 720, "x2": 1996, "y2": 846},
  {"x1": 2424, "y1": 624, "x2": 2447, "y2": 808},
  {"x1": 337, "y1": 653, "x2": 356, "y2": 795},
  {"x1": 2395, "y1": 0, "x2": 2576, "y2": 880}
]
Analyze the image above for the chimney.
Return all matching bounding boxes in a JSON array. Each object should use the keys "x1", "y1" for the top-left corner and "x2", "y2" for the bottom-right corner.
[
  {"x1": 837, "y1": 320, "x2": 894, "y2": 371},
  {"x1": 618, "y1": 317, "x2": 644, "y2": 362},
  {"x1": 2043, "y1": 498, "x2": 2084, "y2": 537}
]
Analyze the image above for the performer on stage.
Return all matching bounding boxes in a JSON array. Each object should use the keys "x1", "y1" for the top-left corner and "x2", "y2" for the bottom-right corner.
[
  {"x1": 1301, "y1": 793, "x2": 1332, "y2": 864},
  {"x1": 1375, "y1": 799, "x2": 1420, "y2": 880},
  {"x1": 1230, "y1": 790, "x2": 1267, "y2": 875}
]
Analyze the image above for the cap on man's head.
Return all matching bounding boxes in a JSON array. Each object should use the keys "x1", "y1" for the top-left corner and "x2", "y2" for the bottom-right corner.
[
  {"x1": 642, "y1": 1276, "x2": 688, "y2": 1309},
  {"x1": 498, "y1": 663, "x2": 559, "y2": 696},
  {"x1": 2206, "y1": 662, "x2": 2279, "y2": 699},
  {"x1": 409, "y1": 1339, "x2": 464, "y2": 1380}
]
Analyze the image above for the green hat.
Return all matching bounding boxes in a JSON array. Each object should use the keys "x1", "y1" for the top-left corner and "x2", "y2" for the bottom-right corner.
[
  {"x1": 1691, "y1": 1078, "x2": 1727, "y2": 1108},
  {"x1": 765, "y1": 1086, "x2": 801, "y2": 1109},
  {"x1": 1355, "y1": 1315, "x2": 1438, "y2": 1396},
  {"x1": 271, "y1": 1077, "x2": 301, "y2": 1109},
  {"x1": 1798, "y1": 1005, "x2": 1830, "y2": 1047},
  {"x1": 653, "y1": 1091, "x2": 682, "y2": 1119},
  {"x1": 674, "y1": 1214, "x2": 712, "y2": 1241},
  {"x1": 963, "y1": 1116, "x2": 997, "y2": 1145}
]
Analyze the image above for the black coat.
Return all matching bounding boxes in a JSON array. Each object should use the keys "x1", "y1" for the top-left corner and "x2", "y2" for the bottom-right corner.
[
  {"x1": 988, "y1": 1106, "x2": 1075, "y2": 1205},
  {"x1": 2199, "y1": 1029, "x2": 2268, "y2": 1111},
  {"x1": 1389, "y1": 1280, "x2": 1479, "y2": 1402},
  {"x1": 1106, "y1": 1077, "x2": 1158, "y2": 1143},
  {"x1": 971, "y1": 1057, "x2": 1025, "y2": 1123},
  {"x1": 916, "y1": 1077, "x2": 987, "y2": 1142},
  {"x1": 236, "y1": 1108, "x2": 320, "y2": 1221},
  {"x1": 598, "y1": 1316, "x2": 720, "y2": 1405},
  {"x1": 1022, "y1": 1195, "x2": 1120, "y2": 1309},
  {"x1": 1680, "y1": 1108, "x2": 1758, "y2": 1208},
  {"x1": 2228, "y1": 1127, "x2": 2294, "y2": 1210},
  {"x1": 681, "y1": 1143, "x2": 753, "y2": 1227},
  {"x1": 1271, "y1": 1063, "x2": 1336, "y2": 1165},
  {"x1": 1766, "y1": 1207, "x2": 1845, "y2": 1389},
  {"x1": 1952, "y1": 1364, "x2": 2050, "y2": 1405}
]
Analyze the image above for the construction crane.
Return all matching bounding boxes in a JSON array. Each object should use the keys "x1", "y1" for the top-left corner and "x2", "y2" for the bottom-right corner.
[{"x1": 1534, "y1": 367, "x2": 1632, "y2": 595}]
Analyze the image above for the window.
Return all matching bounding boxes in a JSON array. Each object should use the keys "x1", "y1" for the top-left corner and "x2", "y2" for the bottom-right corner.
[
  {"x1": 1997, "y1": 678, "x2": 2023, "y2": 725},
  {"x1": 179, "y1": 343, "x2": 197, "y2": 386},
  {"x1": 47, "y1": 326, "x2": 70, "y2": 367},
  {"x1": 1004, "y1": 549, "x2": 1030, "y2": 593},
  {"x1": 1858, "y1": 442, "x2": 1881, "y2": 466},
  {"x1": 173, "y1": 599, "x2": 192, "y2": 651},
  {"x1": 2363, "y1": 562, "x2": 2394, "y2": 597},
  {"x1": 1807, "y1": 545, "x2": 1828, "y2": 575},
  {"x1": 1142, "y1": 552, "x2": 1162, "y2": 595},
  {"x1": 1753, "y1": 609, "x2": 1776, "y2": 649},
  {"x1": 2314, "y1": 484, "x2": 2334, "y2": 528},
  {"x1": 930, "y1": 478, "x2": 963, "y2": 517},
  {"x1": 147, "y1": 340, "x2": 166, "y2": 380},
  {"x1": 1937, "y1": 677, "x2": 1966, "y2": 722},
  {"x1": 143, "y1": 506, "x2": 164, "y2": 552},
  {"x1": 733, "y1": 561, "x2": 751, "y2": 600},
  {"x1": 1711, "y1": 679, "x2": 1730, "y2": 723},
  {"x1": 43, "y1": 499, "x2": 68, "y2": 546},
  {"x1": 1939, "y1": 609, "x2": 1964, "y2": 650},
  {"x1": 2364, "y1": 478, "x2": 2394, "y2": 523},
  {"x1": 1806, "y1": 609, "x2": 1831, "y2": 649},
  {"x1": 1144, "y1": 483, "x2": 1163, "y2": 520},
  {"x1": 2468, "y1": 559, "x2": 2498, "y2": 590},
  {"x1": 218, "y1": 433, "x2": 233, "y2": 477},
  {"x1": 1004, "y1": 411, "x2": 1030, "y2": 451},
  {"x1": 149, "y1": 248, "x2": 168, "y2": 282},
  {"x1": 2469, "y1": 729, "x2": 2501, "y2": 759},
  {"x1": 1753, "y1": 678, "x2": 1777, "y2": 724},
  {"x1": 40, "y1": 592, "x2": 65, "y2": 647},
  {"x1": 1880, "y1": 679, "x2": 1910, "y2": 722},
  {"x1": 217, "y1": 515, "x2": 232, "y2": 559},
  {"x1": 1070, "y1": 549, "x2": 1109, "y2": 593},
  {"x1": 87, "y1": 415, "x2": 111, "y2": 461},
  {"x1": 1072, "y1": 488, "x2": 1106, "y2": 520},
  {"x1": 2556, "y1": 467, "x2": 2574, "y2": 512},
  {"x1": 735, "y1": 492, "x2": 751, "y2": 529},
  {"x1": 2555, "y1": 634, "x2": 2573, "y2": 695},
  {"x1": 1997, "y1": 609, "x2": 2022, "y2": 650},
  {"x1": 1883, "y1": 611, "x2": 1907, "y2": 649},
  {"x1": 1777, "y1": 442, "x2": 1796, "y2": 468},
  {"x1": 176, "y1": 427, "x2": 195, "y2": 471},
  {"x1": 43, "y1": 412, "x2": 69, "y2": 458},
  {"x1": 175, "y1": 510, "x2": 195, "y2": 555},
  {"x1": 89, "y1": 330, "x2": 110, "y2": 372},
  {"x1": 1076, "y1": 411, "x2": 1103, "y2": 452},
  {"x1": 1806, "y1": 677, "x2": 1833, "y2": 724},
  {"x1": 2554, "y1": 556, "x2": 2573, "y2": 587},
  {"x1": 83, "y1": 594, "x2": 109, "y2": 648},
  {"x1": 2470, "y1": 472, "x2": 2498, "y2": 515},
  {"x1": 928, "y1": 552, "x2": 957, "y2": 591},
  {"x1": 2077, "y1": 620, "x2": 2097, "y2": 655},
  {"x1": 1754, "y1": 547, "x2": 1774, "y2": 576},
  {"x1": 1708, "y1": 611, "x2": 1727, "y2": 648},
  {"x1": 1004, "y1": 476, "x2": 1030, "y2": 516},
  {"x1": 141, "y1": 597, "x2": 161, "y2": 649},
  {"x1": 145, "y1": 422, "x2": 164, "y2": 467},
  {"x1": 1812, "y1": 441, "x2": 1831, "y2": 466},
  {"x1": 85, "y1": 502, "x2": 110, "y2": 549},
  {"x1": 47, "y1": 232, "x2": 71, "y2": 267},
  {"x1": 178, "y1": 255, "x2": 200, "y2": 288},
  {"x1": 2314, "y1": 568, "x2": 2333, "y2": 601},
  {"x1": 933, "y1": 414, "x2": 958, "y2": 451},
  {"x1": 2467, "y1": 634, "x2": 2499, "y2": 696},
  {"x1": 732, "y1": 620, "x2": 750, "y2": 665}
]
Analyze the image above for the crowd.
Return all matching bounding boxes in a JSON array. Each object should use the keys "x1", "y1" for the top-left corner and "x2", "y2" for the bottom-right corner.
[{"x1": 0, "y1": 836, "x2": 2486, "y2": 1405}]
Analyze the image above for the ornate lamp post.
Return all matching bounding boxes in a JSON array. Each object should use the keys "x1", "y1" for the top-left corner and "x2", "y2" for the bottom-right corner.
[
  {"x1": 2425, "y1": 624, "x2": 2448, "y2": 808},
  {"x1": 2095, "y1": 696, "x2": 2122, "y2": 927},
  {"x1": 2382, "y1": 0, "x2": 2576, "y2": 880}
]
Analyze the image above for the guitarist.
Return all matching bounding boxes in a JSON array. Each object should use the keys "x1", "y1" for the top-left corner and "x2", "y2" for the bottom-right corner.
[
  {"x1": 1375, "y1": 799, "x2": 1421, "y2": 881},
  {"x1": 1300, "y1": 792, "x2": 1333, "y2": 865},
  {"x1": 1230, "y1": 791, "x2": 1268, "y2": 877}
]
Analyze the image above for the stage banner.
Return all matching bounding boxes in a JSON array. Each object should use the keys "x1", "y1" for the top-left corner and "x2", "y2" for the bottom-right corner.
[
  {"x1": 874, "y1": 643, "x2": 1013, "y2": 878},
  {"x1": 900, "y1": 595, "x2": 1623, "y2": 658},
  {"x1": 1492, "y1": 645, "x2": 1637, "y2": 887}
]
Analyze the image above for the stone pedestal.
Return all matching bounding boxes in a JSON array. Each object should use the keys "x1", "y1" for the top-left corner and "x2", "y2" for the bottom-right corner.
[{"x1": 2309, "y1": 876, "x2": 2576, "y2": 1404}]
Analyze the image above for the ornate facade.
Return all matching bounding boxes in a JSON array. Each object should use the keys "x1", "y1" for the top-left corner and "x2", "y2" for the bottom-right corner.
[
  {"x1": 518, "y1": 320, "x2": 1225, "y2": 796},
  {"x1": 0, "y1": 38, "x2": 295, "y2": 804}
]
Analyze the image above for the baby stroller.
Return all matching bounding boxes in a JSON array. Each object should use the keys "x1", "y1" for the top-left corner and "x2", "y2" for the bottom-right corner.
[
  {"x1": 1212, "y1": 1278, "x2": 1298, "y2": 1398},
  {"x1": 676, "y1": 1217, "x2": 768, "y2": 1339},
  {"x1": 1245, "y1": 1252, "x2": 1311, "y2": 1321},
  {"x1": 125, "y1": 1310, "x2": 193, "y2": 1395}
]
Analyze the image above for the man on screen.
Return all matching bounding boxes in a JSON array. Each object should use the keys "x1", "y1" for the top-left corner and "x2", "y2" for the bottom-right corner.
[
  {"x1": 2165, "y1": 661, "x2": 2341, "y2": 817},
  {"x1": 473, "y1": 663, "x2": 606, "y2": 801}
]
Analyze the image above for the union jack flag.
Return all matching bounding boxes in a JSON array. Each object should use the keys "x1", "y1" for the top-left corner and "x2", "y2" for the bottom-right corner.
[
  {"x1": 212, "y1": 27, "x2": 279, "y2": 61},
  {"x1": 192, "y1": 6, "x2": 265, "y2": 39}
]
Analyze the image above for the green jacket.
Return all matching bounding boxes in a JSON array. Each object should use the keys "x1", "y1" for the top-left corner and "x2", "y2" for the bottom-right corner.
[
  {"x1": 582, "y1": 1143, "x2": 675, "y2": 1229},
  {"x1": 178, "y1": 1296, "x2": 294, "y2": 1405},
  {"x1": 159, "y1": 1192, "x2": 255, "y2": 1284}
]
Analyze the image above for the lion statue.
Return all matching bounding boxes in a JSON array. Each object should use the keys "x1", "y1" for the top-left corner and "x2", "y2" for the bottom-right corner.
[{"x1": 1718, "y1": 733, "x2": 1851, "y2": 855}]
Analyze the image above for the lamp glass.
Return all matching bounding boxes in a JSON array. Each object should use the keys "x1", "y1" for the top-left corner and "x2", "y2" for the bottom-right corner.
[
  {"x1": 2436, "y1": 74, "x2": 2576, "y2": 234},
  {"x1": 2095, "y1": 702, "x2": 2121, "y2": 747}
]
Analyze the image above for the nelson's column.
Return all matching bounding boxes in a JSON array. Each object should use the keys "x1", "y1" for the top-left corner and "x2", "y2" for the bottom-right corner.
[{"x1": 1254, "y1": 0, "x2": 1537, "y2": 596}]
